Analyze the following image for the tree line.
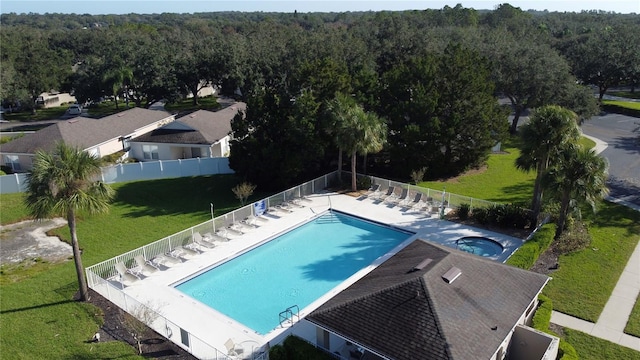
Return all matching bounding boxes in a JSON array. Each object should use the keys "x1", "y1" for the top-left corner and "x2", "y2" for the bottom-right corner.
[{"x1": 1, "y1": 4, "x2": 638, "y2": 188}]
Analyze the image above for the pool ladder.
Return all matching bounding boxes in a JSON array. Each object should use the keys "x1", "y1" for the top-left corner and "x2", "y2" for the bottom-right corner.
[{"x1": 279, "y1": 305, "x2": 300, "y2": 328}]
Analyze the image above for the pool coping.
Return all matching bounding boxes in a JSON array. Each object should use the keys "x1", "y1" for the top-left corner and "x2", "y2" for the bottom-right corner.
[{"x1": 109, "y1": 192, "x2": 525, "y2": 357}]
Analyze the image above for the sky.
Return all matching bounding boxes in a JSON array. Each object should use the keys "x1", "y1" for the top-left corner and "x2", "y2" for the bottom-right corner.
[{"x1": 0, "y1": 0, "x2": 638, "y2": 15}]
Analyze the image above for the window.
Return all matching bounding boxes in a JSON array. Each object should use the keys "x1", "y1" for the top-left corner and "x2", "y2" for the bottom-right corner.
[
  {"x1": 5, "y1": 155, "x2": 21, "y2": 171},
  {"x1": 191, "y1": 147, "x2": 201, "y2": 158},
  {"x1": 142, "y1": 145, "x2": 159, "y2": 160}
]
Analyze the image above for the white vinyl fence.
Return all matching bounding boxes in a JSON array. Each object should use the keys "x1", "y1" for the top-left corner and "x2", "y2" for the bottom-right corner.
[
  {"x1": 0, "y1": 157, "x2": 233, "y2": 194},
  {"x1": 86, "y1": 172, "x2": 340, "y2": 360}
]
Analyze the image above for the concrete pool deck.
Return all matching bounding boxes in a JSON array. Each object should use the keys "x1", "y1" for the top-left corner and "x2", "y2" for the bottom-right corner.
[{"x1": 106, "y1": 192, "x2": 525, "y2": 358}]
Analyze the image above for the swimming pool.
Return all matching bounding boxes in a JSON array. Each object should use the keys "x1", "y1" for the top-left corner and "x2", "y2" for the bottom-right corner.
[
  {"x1": 456, "y1": 236, "x2": 504, "y2": 257},
  {"x1": 175, "y1": 211, "x2": 412, "y2": 335}
]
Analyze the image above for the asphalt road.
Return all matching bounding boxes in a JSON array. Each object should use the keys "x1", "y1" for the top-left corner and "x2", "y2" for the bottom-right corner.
[{"x1": 581, "y1": 113, "x2": 640, "y2": 207}]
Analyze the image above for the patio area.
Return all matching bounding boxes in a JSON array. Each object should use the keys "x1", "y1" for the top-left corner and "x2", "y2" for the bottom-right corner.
[{"x1": 87, "y1": 189, "x2": 525, "y2": 359}]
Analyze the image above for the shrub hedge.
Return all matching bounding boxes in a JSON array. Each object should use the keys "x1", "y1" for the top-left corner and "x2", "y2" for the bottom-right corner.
[
  {"x1": 457, "y1": 203, "x2": 471, "y2": 220},
  {"x1": 531, "y1": 294, "x2": 579, "y2": 360},
  {"x1": 472, "y1": 203, "x2": 531, "y2": 229},
  {"x1": 269, "y1": 336, "x2": 333, "y2": 360},
  {"x1": 506, "y1": 223, "x2": 556, "y2": 269}
]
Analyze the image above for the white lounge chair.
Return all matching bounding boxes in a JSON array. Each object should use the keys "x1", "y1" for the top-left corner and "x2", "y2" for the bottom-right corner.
[
  {"x1": 151, "y1": 253, "x2": 181, "y2": 268},
  {"x1": 225, "y1": 338, "x2": 244, "y2": 357},
  {"x1": 115, "y1": 262, "x2": 141, "y2": 282},
  {"x1": 363, "y1": 184, "x2": 381, "y2": 198},
  {"x1": 376, "y1": 186, "x2": 395, "y2": 201},
  {"x1": 226, "y1": 223, "x2": 245, "y2": 235},
  {"x1": 134, "y1": 255, "x2": 159, "y2": 274},
  {"x1": 404, "y1": 192, "x2": 423, "y2": 209},
  {"x1": 386, "y1": 188, "x2": 408, "y2": 205},
  {"x1": 193, "y1": 232, "x2": 216, "y2": 249}
]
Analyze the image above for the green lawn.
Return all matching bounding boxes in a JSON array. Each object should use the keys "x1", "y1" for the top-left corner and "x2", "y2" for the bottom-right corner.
[
  {"x1": 563, "y1": 329, "x2": 640, "y2": 360},
  {"x1": 625, "y1": 296, "x2": 640, "y2": 337},
  {"x1": 0, "y1": 174, "x2": 269, "y2": 359},
  {"x1": 602, "y1": 100, "x2": 640, "y2": 111},
  {"x1": 542, "y1": 201, "x2": 640, "y2": 322},
  {"x1": 164, "y1": 94, "x2": 222, "y2": 113},
  {"x1": 579, "y1": 136, "x2": 596, "y2": 150},
  {"x1": 2, "y1": 106, "x2": 67, "y2": 122},
  {"x1": 419, "y1": 144, "x2": 535, "y2": 204}
]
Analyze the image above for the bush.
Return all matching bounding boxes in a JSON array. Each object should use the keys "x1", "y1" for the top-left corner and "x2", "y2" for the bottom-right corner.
[
  {"x1": 268, "y1": 336, "x2": 333, "y2": 360},
  {"x1": 506, "y1": 224, "x2": 555, "y2": 269},
  {"x1": 558, "y1": 339, "x2": 579, "y2": 360},
  {"x1": 485, "y1": 203, "x2": 531, "y2": 229},
  {"x1": 269, "y1": 344, "x2": 287, "y2": 360},
  {"x1": 530, "y1": 294, "x2": 579, "y2": 360},
  {"x1": 532, "y1": 294, "x2": 553, "y2": 331},
  {"x1": 555, "y1": 221, "x2": 591, "y2": 255},
  {"x1": 457, "y1": 203, "x2": 471, "y2": 220},
  {"x1": 356, "y1": 176, "x2": 372, "y2": 191},
  {"x1": 472, "y1": 207, "x2": 489, "y2": 224}
]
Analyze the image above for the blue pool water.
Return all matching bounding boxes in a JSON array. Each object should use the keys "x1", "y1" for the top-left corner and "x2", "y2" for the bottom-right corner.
[
  {"x1": 175, "y1": 211, "x2": 412, "y2": 335},
  {"x1": 456, "y1": 236, "x2": 504, "y2": 257}
]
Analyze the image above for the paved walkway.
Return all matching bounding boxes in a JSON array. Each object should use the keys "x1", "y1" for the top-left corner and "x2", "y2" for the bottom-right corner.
[{"x1": 550, "y1": 134, "x2": 640, "y2": 352}]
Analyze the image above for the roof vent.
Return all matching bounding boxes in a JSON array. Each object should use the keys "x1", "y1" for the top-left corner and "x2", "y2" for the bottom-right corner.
[
  {"x1": 410, "y1": 258, "x2": 432, "y2": 272},
  {"x1": 442, "y1": 266, "x2": 462, "y2": 284}
]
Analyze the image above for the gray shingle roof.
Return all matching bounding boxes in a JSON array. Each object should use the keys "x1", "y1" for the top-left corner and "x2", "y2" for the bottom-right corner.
[
  {"x1": 130, "y1": 102, "x2": 246, "y2": 145},
  {"x1": 307, "y1": 240, "x2": 549, "y2": 360},
  {"x1": 0, "y1": 107, "x2": 173, "y2": 154}
]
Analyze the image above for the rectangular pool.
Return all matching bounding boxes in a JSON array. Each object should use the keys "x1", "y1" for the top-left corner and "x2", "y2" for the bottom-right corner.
[{"x1": 175, "y1": 211, "x2": 412, "y2": 334}]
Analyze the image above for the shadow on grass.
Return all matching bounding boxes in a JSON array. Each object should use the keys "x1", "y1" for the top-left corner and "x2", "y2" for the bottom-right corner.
[
  {"x1": 111, "y1": 175, "x2": 270, "y2": 219},
  {"x1": 0, "y1": 299, "x2": 75, "y2": 314},
  {"x1": 588, "y1": 201, "x2": 640, "y2": 237},
  {"x1": 484, "y1": 180, "x2": 535, "y2": 204}
]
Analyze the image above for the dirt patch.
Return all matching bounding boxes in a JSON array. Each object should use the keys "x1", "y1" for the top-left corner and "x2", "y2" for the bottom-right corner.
[
  {"x1": 530, "y1": 242, "x2": 561, "y2": 275},
  {"x1": 0, "y1": 218, "x2": 72, "y2": 264}
]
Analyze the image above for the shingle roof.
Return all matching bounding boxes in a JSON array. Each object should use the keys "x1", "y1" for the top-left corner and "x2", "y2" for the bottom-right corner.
[
  {"x1": 0, "y1": 107, "x2": 173, "y2": 154},
  {"x1": 130, "y1": 102, "x2": 246, "y2": 145},
  {"x1": 307, "y1": 240, "x2": 549, "y2": 360}
]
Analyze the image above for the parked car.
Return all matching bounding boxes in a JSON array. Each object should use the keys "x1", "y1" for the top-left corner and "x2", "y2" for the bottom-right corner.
[{"x1": 67, "y1": 104, "x2": 82, "y2": 115}]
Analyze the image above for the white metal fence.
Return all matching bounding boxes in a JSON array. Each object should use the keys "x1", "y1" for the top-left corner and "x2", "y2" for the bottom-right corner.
[
  {"x1": 86, "y1": 172, "x2": 340, "y2": 360},
  {"x1": 0, "y1": 157, "x2": 233, "y2": 194},
  {"x1": 84, "y1": 171, "x2": 503, "y2": 359}
]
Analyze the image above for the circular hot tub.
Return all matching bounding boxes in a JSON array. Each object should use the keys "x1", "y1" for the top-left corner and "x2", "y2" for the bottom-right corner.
[{"x1": 456, "y1": 236, "x2": 504, "y2": 257}]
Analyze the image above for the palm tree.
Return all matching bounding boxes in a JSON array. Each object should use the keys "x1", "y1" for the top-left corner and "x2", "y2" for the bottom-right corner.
[
  {"x1": 325, "y1": 93, "x2": 357, "y2": 177},
  {"x1": 103, "y1": 66, "x2": 134, "y2": 110},
  {"x1": 24, "y1": 142, "x2": 114, "y2": 301},
  {"x1": 515, "y1": 105, "x2": 580, "y2": 221},
  {"x1": 543, "y1": 144, "x2": 609, "y2": 238}
]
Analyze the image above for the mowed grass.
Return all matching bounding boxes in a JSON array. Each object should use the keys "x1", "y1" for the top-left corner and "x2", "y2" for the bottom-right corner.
[
  {"x1": 0, "y1": 192, "x2": 32, "y2": 225},
  {"x1": 602, "y1": 100, "x2": 640, "y2": 111},
  {"x1": 419, "y1": 145, "x2": 535, "y2": 204},
  {"x1": 626, "y1": 297, "x2": 640, "y2": 337},
  {"x1": 0, "y1": 174, "x2": 269, "y2": 359},
  {"x1": 164, "y1": 94, "x2": 222, "y2": 113},
  {"x1": 542, "y1": 201, "x2": 640, "y2": 322},
  {"x1": 563, "y1": 329, "x2": 640, "y2": 360}
]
